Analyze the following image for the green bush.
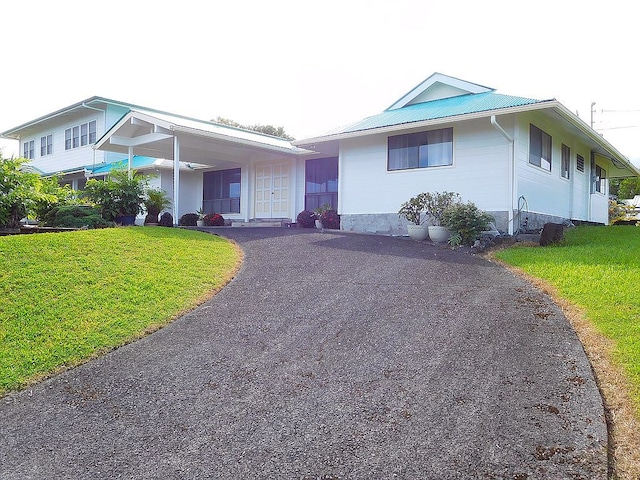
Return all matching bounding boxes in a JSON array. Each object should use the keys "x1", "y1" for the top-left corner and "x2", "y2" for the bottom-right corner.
[
  {"x1": 83, "y1": 169, "x2": 147, "y2": 221},
  {"x1": 442, "y1": 202, "x2": 493, "y2": 245},
  {"x1": 42, "y1": 205, "x2": 114, "y2": 229},
  {"x1": 178, "y1": 213, "x2": 199, "y2": 226}
]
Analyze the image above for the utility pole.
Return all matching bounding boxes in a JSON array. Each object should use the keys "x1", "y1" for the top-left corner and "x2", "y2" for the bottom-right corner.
[{"x1": 590, "y1": 102, "x2": 596, "y2": 128}]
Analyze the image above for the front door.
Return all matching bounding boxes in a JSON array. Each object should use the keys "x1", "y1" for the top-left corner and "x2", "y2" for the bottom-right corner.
[{"x1": 255, "y1": 163, "x2": 290, "y2": 218}]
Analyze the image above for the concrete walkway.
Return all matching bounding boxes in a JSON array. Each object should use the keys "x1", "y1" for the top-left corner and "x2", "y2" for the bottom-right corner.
[{"x1": 0, "y1": 229, "x2": 607, "y2": 479}]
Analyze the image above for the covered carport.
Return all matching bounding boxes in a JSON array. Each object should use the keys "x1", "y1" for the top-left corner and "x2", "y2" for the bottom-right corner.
[{"x1": 93, "y1": 109, "x2": 313, "y2": 225}]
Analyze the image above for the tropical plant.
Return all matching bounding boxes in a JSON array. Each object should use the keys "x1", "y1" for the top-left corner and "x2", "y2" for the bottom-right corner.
[
  {"x1": 144, "y1": 188, "x2": 171, "y2": 224},
  {"x1": 441, "y1": 201, "x2": 493, "y2": 245},
  {"x1": 0, "y1": 156, "x2": 61, "y2": 228},
  {"x1": 83, "y1": 169, "x2": 148, "y2": 221},
  {"x1": 296, "y1": 210, "x2": 317, "y2": 228}
]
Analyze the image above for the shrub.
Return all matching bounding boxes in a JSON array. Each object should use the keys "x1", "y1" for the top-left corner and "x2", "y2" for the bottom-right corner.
[
  {"x1": 42, "y1": 205, "x2": 114, "y2": 229},
  {"x1": 178, "y1": 213, "x2": 199, "y2": 226},
  {"x1": 296, "y1": 210, "x2": 317, "y2": 228},
  {"x1": 83, "y1": 169, "x2": 148, "y2": 221},
  {"x1": 320, "y1": 209, "x2": 340, "y2": 229},
  {"x1": 204, "y1": 213, "x2": 224, "y2": 226},
  {"x1": 159, "y1": 212, "x2": 173, "y2": 227},
  {"x1": 442, "y1": 202, "x2": 493, "y2": 245}
]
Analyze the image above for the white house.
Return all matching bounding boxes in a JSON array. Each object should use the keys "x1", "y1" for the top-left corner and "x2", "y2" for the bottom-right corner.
[
  {"x1": 2, "y1": 73, "x2": 639, "y2": 233},
  {"x1": 293, "y1": 73, "x2": 640, "y2": 234}
]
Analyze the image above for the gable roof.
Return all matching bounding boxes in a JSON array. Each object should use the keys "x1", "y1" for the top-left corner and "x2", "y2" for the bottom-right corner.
[
  {"x1": 335, "y1": 92, "x2": 548, "y2": 136},
  {"x1": 386, "y1": 72, "x2": 493, "y2": 110}
]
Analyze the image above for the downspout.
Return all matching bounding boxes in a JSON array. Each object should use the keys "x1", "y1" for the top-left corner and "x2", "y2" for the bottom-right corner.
[{"x1": 490, "y1": 115, "x2": 515, "y2": 234}]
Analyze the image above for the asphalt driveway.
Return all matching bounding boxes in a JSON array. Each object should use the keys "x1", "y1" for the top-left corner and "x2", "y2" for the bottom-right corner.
[{"x1": 0, "y1": 229, "x2": 607, "y2": 479}]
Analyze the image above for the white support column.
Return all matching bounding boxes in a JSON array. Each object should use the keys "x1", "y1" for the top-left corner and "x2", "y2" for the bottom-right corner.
[
  {"x1": 128, "y1": 146, "x2": 133, "y2": 178},
  {"x1": 173, "y1": 135, "x2": 180, "y2": 227}
]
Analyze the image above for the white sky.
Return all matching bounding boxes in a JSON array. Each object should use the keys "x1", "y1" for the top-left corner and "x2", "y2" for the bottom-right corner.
[{"x1": 1, "y1": 0, "x2": 639, "y2": 167}]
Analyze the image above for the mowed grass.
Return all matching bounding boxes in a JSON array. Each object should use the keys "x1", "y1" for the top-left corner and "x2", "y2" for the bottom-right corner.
[
  {"x1": 0, "y1": 227, "x2": 241, "y2": 394},
  {"x1": 495, "y1": 226, "x2": 640, "y2": 412}
]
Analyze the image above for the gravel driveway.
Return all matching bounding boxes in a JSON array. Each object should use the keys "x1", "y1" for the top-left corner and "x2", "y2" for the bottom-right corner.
[{"x1": 0, "y1": 228, "x2": 607, "y2": 479}]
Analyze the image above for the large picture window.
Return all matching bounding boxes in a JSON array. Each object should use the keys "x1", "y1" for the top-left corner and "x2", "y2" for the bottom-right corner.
[
  {"x1": 388, "y1": 128, "x2": 453, "y2": 171},
  {"x1": 529, "y1": 124, "x2": 552, "y2": 171},
  {"x1": 203, "y1": 168, "x2": 241, "y2": 214},
  {"x1": 305, "y1": 157, "x2": 338, "y2": 211}
]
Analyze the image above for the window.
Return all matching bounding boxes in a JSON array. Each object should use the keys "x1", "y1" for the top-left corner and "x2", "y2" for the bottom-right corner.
[
  {"x1": 23, "y1": 140, "x2": 34, "y2": 159},
  {"x1": 576, "y1": 154, "x2": 585, "y2": 173},
  {"x1": 202, "y1": 168, "x2": 241, "y2": 214},
  {"x1": 305, "y1": 157, "x2": 338, "y2": 211},
  {"x1": 594, "y1": 164, "x2": 606, "y2": 193},
  {"x1": 388, "y1": 128, "x2": 453, "y2": 171},
  {"x1": 529, "y1": 124, "x2": 552, "y2": 171},
  {"x1": 561, "y1": 144, "x2": 570, "y2": 179},
  {"x1": 65, "y1": 120, "x2": 97, "y2": 150},
  {"x1": 40, "y1": 134, "x2": 53, "y2": 156}
]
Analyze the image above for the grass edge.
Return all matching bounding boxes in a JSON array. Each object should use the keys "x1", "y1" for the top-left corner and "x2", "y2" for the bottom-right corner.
[
  {"x1": 487, "y1": 251, "x2": 640, "y2": 480},
  {"x1": 0, "y1": 239, "x2": 244, "y2": 398}
]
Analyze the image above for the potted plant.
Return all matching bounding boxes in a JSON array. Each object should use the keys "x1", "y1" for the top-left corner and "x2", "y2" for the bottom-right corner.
[
  {"x1": 196, "y1": 208, "x2": 206, "y2": 227},
  {"x1": 314, "y1": 203, "x2": 332, "y2": 229},
  {"x1": 144, "y1": 188, "x2": 171, "y2": 225},
  {"x1": 398, "y1": 193, "x2": 430, "y2": 241},
  {"x1": 424, "y1": 191, "x2": 461, "y2": 243}
]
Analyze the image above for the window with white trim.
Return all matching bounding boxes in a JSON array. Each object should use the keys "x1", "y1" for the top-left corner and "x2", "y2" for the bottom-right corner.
[
  {"x1": 65, "y1": 120, "x2": 97, "y2": 150},
  {"x1": 529, "y1": 124, "x2": 552, "y2": 171},
  {"x1": 23, "y1": 140, "x2": 34, "y2": 159},
  {"x1": 576, "y1": 154, "x2": 585, "y2": 173},
  {"x1": 40, "y1": 134, "x2": 53, "y2": 156},
  {"x1": 388, "y1": 128, "x2": 453, "y2": 171},
  {"x1": 561, "y1": 144, "x2": 570, "y2": 179}
]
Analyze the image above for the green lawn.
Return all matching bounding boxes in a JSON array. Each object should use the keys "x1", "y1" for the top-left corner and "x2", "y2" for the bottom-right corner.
[
  {"x1": 495, "y1": 225, "x2": 640, "y2": 413},
  {"x1": 0, "y1": 227, "x2": 241, "y2": 394}
]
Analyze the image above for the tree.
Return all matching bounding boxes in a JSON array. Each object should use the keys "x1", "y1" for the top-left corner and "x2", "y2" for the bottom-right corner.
[
  {"x1": 618, "y1": 177, "x2": 640, "y2": 199},
  {"x1": 0, "y1": 155, "x2": 61, "y2": 228},
  {"x1": 213, "y1": 116, "x2": 295, "y2": 141}
]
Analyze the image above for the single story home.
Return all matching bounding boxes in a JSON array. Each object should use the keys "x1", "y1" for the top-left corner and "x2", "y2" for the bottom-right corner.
[{"x1": 2, "y1": 73, "x2": 638, "y2": 234}]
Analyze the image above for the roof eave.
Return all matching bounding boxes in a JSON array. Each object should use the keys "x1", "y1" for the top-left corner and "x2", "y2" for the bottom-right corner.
[
  {"x1": 171, "y1": 125, "x2": 312, "y2": 156},
  {"x1": 294, "y1": 101, "x2": 558, "y2": 146}
]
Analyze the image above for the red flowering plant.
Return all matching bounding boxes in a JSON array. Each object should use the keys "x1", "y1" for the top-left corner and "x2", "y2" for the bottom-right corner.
[
  {"x1": 296, "y1": 210, "x2": 317, "y2": 228},
  {"x1": 203, "y1": 212, "x2": 225, "y2": 226},
  {"x1": 320, "y1": 209, "x2": 340, "y2": 229}
]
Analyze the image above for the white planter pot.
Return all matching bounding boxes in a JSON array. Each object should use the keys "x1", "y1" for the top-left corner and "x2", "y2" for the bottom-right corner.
[
  {"x1": 428, "y1": 225, "x2": 452, "y2": 243},
  {"x1": 315, "y1": 219, "x2": 323, "y2": 229},
  {"x1": 407, "y1": 224, "x2": 429, "y2": 241},
  {"x1": 196, "y1": 220, "x2": 205, "y2": 227}
]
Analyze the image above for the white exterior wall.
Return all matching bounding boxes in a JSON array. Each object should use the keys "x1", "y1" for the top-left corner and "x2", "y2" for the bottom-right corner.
[
  {"x1": 339, "y1": 118, "x2": 512, "y2": 218},
  {"x1": 514, "y1": 112, "x2": 609, "y2": 225},
  {"x1": 22, "y1": 103, "x2": 130, "y2": 176}
]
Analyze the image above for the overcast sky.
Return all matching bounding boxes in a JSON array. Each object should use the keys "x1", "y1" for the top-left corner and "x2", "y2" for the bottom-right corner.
[{"x1": 2, "y1": 0, "x2": 639, "y2": 167}]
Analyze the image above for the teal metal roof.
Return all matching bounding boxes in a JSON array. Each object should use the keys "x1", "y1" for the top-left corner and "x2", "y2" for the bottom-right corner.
[
  {"x1": 90, "y1": 156, "x2": 157, "y2": 175},
  {"x1": 337, "y1": 92, "x2": 548, "y2": 135}
]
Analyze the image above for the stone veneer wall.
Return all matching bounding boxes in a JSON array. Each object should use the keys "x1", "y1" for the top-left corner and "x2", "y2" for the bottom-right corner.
[{"x1": 340, "y1": 211, "x2": 511, "y2": 236}]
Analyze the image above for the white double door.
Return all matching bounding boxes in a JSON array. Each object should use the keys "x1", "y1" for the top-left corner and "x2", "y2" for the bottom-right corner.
[{"x1": 254, "y1": 162, "x2": 290, "y2": 218}]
